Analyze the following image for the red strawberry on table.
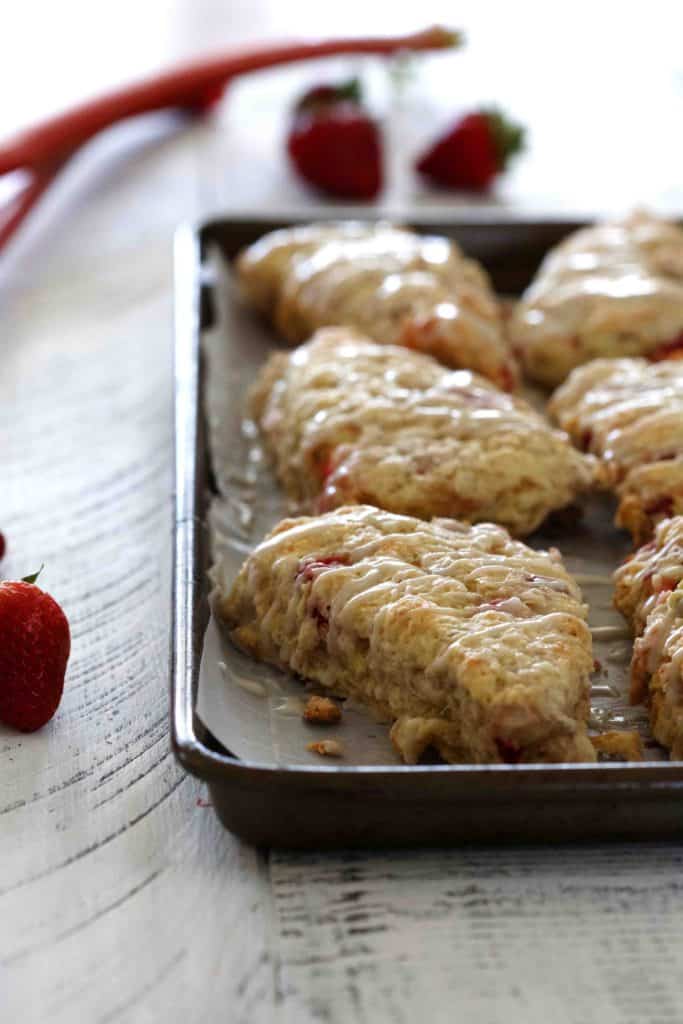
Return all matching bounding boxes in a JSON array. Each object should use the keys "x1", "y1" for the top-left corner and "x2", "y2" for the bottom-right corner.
[
  {"x1": 0, "y1": 569, "x2": 70, "y2": 732},
  {"x1": 286, "y1": 78, "x2": 382, "y2": 199},
  {"x1": 416, "y1": 107, "x2": 525, "y2": 191}
]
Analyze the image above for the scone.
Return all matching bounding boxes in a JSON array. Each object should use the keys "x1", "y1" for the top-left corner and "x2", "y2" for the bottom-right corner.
[
  {"x1": 549, "y1": 357, "x2": 683, "y2": 542},
  {"x1": 215, "y1": 505, "x2": 596, "y2": 764},
  {"x1": 251, "y1": 328, "x2": 596, "y2": 537},
  {"x1": 614, "y1": 517, "x2": 683, "y2": 758},
  {"x1": 613, "y1": 516, "x2": 683, "y2": 638},
  {"x1": 236, "y1": 221, "x2": 377, "y2": 313},
  {"x1": 509, "y1": 211, "x2": 683, "y2": 387},
  {"x1": 236, "y1": 221, "x2": 518, "y2": 389}
]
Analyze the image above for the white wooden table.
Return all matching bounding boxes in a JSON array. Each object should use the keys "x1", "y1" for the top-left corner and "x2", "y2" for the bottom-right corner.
[{"x1": 3, "y1": 4, "x2": 683, "y2": 1021}]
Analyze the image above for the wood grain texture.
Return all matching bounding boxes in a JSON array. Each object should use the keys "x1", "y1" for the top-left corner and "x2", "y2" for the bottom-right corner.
[
  {"x1": 3, "y1": 7, "x2": 683, "y2": 1019},
  {"x1": 1, "y1": 128, "x2": 274, "y2": 1023},
  {"x1": 271, "y1": 846, "x2": 683, "y2": 1024}
]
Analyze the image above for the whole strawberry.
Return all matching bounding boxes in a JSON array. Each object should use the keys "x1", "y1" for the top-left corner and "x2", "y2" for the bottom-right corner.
[
  {"x1": 416, "y1": 107, "x2": 525, "y2": 191},
  {"x1": 0, "y1": 570, "x2": 70, "y2": 732},
  {"x1": 287, "y1": 78, "x2": 382, "y2": 199}
]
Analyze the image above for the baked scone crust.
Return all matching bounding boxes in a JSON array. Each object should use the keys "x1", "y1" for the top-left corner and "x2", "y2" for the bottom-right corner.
[
  {"x1": 614, "y1": 517, "x2": 683, "y2": 629},
  {"x1": 633, "y1": 584, "x2": 683, "y2": 758},
  {"x1": 215, "y1": 505, "x2": 596, "y2": 764},
  {"x1": 510, "y1": 212, "x2": 683, "y2": 387},
  {"x1": 236, "y1": 221, "x2": 377, "y2": 314},
  {"x1": 252, "y1": 328, "x2": 596, "y2": 537},
  {"x1": 549, "y1": 357, "x2": 683, "y2": 542},
  {"x1": 236, "y1": 222, "x2": 518, "y2": 389},
  {"x1": 614, "y1": 517, "x2": 683, "y2": 757},
  {"x1": 590, "y1": 730, "x2": 644, "y2": 762}
]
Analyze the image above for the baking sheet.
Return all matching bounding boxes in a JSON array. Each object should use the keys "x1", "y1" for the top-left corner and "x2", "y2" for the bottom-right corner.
[{"x1": 197, "y1": 249, "x2": 660, "y2": 766}]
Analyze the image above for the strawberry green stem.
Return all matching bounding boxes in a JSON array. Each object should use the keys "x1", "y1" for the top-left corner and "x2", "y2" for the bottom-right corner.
[
  {"x1": 21, "y1": 565, "x2": 44, "y2": 585},
  {"x1": 482, "y1": 107, "x2": 526, "y2": 170}
]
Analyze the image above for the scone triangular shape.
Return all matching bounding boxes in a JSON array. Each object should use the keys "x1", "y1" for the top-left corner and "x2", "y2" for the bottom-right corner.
[
  {"x1": 550, "y1": 357, "x2": 683, "y2": 543},
  {"x1": 216, "y1": 506, "x2": 596, "y2": 764},
  {"x1": 510, "y1": 211, "x2": 683, "y2": 387},
  {"x1": 251, "y1": 328, "x2": 596, "y2": 537},
  {"x1": 236, "y1": 222, "x2": 518, "y2": 389}
]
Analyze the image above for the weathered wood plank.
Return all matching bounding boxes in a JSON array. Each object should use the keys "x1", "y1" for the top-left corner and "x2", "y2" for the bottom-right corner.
[
  {"x1": 271, "y1": 846, "x2": 683, "y2": 1023},
  {"x1": 3, "y1": 15, "x2": 683, "y2": 1020},
  {"x1": 0, "y1": 132, "x2": 274, "y2": 1024}
]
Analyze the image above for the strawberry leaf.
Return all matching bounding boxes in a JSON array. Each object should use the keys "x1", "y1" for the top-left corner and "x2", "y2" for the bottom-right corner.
[
  {"x1": 21, "y1": 564, "x2": 44, "y2": 585},
  {"x1": 482, "y1": 107, "x2": 526, "y2": 171},
  {"x1": 296, "y1": 78, "x2": 362, "y2": 114}
]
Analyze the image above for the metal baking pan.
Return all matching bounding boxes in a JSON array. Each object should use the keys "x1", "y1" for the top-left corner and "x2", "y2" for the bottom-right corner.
[{"x1": 171, "y1": 214, "x2": 683, "y2": 847}]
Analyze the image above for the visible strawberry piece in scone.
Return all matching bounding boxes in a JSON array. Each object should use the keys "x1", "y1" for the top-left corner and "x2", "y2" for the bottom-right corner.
[
  {"x1": 650, "y1": 330, "x2": 683, "y2": 362},
  {"x1": 296, "y1": 555, "x2": 350, "y2": 583}
]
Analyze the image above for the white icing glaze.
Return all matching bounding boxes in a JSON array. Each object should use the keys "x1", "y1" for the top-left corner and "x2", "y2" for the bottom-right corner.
[
  {"x1": 253, "y1": 329, "x2": 596, "y2": 538},
  {"x1": 551, "y1": 358, "x2": 683, "y2": 543},
  {"x1": 272, "y1": 696, "x2": 307, "y2": 716},
  {"x1": 591, "y1": 625, "x2": 631, "y2": 639},
  {"x1": 236, "y1": 221, "x2": 518, "y2": 388},
  {"x1": 233, "y1": 676, "x2": 268, "y2": 698},
  {"x1": 218, "y1": 504, "x2": 596, "y2": 765},
  {"x1": 511, "y1": 212, "x2": 683, "y2": 386}
]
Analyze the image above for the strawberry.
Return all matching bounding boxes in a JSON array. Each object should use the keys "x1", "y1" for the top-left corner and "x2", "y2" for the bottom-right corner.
[
  {"x1": 287, "y1": 78, "x2": 382, "y2": 199},
  {"x1": 650, "y1": 330, "x2": 683, "y2": 362},
  {"x1": 416, "y1": 107, "x2": 525, "y2": 191},
  {"x1": 0, "y1": 569, "x2": 70, "y2": 732}
]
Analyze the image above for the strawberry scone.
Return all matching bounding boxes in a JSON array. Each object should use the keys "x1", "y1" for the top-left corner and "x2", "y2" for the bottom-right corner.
[
  {"x1": 549, "y1": 357, "x2": 683, "y2": 543},
  {"x1": 251, "y1": 329, "x2": 596, "y2": 537},
  {"x1": 215, "y1": 505, "x2": 596, "y2": 764},
  {"x1": 510, "y1": 211, "x2": 683, "y2": 387},
  {"x1": 236, "y1": 222, "x2": 518, "y2": 389},
  {"x1": 614, "y1": 516, "x2": 683, "y2": 758}
]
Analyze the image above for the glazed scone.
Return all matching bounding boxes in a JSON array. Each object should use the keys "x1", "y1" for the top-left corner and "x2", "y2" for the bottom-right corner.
[
  {"x1": 236, "y1": 222, "x2": 518, "y2": 389},
  {"x1": 614, "y1": 516, "x2": 683, "y2": 638},
  {"x1": 614, "y1": 517, "x2": 683, "y2": 757},
  {"x1": 510, "y1": 211, "x2": 683, "y2": 387},
  {"x1": 251, "y1": 328, "x2": 596, "y2": 537},
  {"x1": 549, "y1": 357, "x2": 683, "y2": 542},
  {"x1": 631, "y1": 584, "x2": 683, "y2": 759},
  {"x1": 236, "y1": 221, "x2": 380, "y2": 314},
  {"x1": 215, "y1": 505, "x2": 596, "y2": 764},
  {"x1": 615, "y1": 461, "x2": 683, "y2": 544}
]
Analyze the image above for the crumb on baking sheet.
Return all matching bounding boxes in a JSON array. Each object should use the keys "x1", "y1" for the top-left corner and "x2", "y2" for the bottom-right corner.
[
  {"x1": 591, "y1": 730, "x2": 644, "y2": 762},
  {"x1": 307, "y1": 739, "x2": 344, "y2": 758},
  {"x1": 303, "y1": 695, "x2": 342, "y2": 724}
]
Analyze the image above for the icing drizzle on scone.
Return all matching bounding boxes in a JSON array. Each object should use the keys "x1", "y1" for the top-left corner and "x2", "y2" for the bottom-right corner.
[
  {"x1": 550, "y1": 357, "x2": 683, "y2": 542},
  {"x1": 510, "y1": 211, "x2": 683, "y2": 387},
  {"x1": 236, "y1": 222, "x2": 518, "y2": 389},
  {"x1": 216, "y1": 505, "x2": 596, "y2": 765},
  {"x1": 251, "y1": 328, "x2": 596, "y2": 537}
]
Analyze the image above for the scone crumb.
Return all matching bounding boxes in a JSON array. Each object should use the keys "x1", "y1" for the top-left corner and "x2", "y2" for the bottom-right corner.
[
  {"x1": 307, "y1": 739, "x2": 344, "y2": 758},
  {"x1": 591, "y1": 730, "x2": 644, "y2": 762},
  {"x1": 303, "y1": 695, "x2": 342, "y2": 724}
]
